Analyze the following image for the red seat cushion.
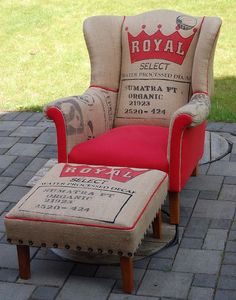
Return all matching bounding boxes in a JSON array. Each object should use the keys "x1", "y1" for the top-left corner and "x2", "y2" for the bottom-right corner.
[{"x1": 68, "y1": 125, "x2": 169, "y2": 172}]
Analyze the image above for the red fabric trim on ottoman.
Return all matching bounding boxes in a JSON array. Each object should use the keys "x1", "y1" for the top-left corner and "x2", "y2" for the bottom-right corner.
[{"x1": 68, "y1": 125, "x2": 169, "y2": 172}]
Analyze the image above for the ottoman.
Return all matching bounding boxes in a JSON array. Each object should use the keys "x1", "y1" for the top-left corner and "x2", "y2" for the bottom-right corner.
[{"x1": 4, "y1": 163, "x2": 168, "y2": 293}]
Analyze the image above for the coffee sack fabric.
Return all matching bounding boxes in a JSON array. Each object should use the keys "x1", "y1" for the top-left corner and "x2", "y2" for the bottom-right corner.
[
  {"x1": 5, "y1": 164, "x2": 168, "y2": 254},
  {"x1": 192, "y1": 16, "x2": 222, "y2": 97},
  {"x1": 44, "y1": 87, "x2": 117, "y2": 155},
  {"x1": 83, "y1": 15, "x2": 123, "y2": 90},
  {"x1": 115, "y1": 10, "x2": 204, "y2": 127}
]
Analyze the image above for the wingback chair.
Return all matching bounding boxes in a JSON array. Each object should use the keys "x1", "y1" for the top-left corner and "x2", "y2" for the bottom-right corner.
[{"x1": 45, "y1": 9, "x2": 222, "y2": 224}]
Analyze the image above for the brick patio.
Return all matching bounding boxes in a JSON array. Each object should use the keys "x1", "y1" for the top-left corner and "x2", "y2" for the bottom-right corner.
[{"x1": 0, "y1": 111, "x2": 236, "y2": 300}]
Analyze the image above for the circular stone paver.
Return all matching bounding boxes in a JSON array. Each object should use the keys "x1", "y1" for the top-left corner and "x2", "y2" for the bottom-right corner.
[{"x1": 200, "y1": 131, "x2": 230, "y2": 165}]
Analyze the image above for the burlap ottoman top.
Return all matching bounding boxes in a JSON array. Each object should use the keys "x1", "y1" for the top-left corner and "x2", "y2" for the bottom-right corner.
[{"x1": 5, "y1": 164, "x2": 168, "y2": 254}]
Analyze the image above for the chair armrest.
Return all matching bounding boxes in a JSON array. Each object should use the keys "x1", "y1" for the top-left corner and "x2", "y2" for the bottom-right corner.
[
  {"x1": 172, "y1": 93, "x2": 210, "y2": 127},
  {"x1": 167, "y1": 93, "x2": 209, "y2": 191},
  {"x1": 44, "y1": 87, "x2": 117, "y2": 162}
]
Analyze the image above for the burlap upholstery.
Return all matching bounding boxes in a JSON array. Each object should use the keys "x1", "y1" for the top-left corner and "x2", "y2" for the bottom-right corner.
[
  {"x1": 45, "y1": 10, "x2": 221, "y2": 162},
  {"x1": 192, "y1": 17, "x2": 222, "y2": 96},
  {"x1": 5, "y1": 164, "x2": 168, "y2": 255},
  {"x1": 115, "y1": 10, "x2": 204, "y2": 127},
  {"x1": 83, "y1": 16, "x2": 123, "y2": 90},
  {"x1": 44, "y1": 87, "x2": 117, "y2": 155}
]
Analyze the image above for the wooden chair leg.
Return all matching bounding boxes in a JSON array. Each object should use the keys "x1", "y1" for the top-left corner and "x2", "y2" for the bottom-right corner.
[
  {"x1": 169, "y1": 191, "x2": 180, "y2": 225},
  {"x1": 191, "y1": 164, "x2": 199, "y2": 176},
  {"x1": 152, "y1": 209, "x2": 162, "y2": 239},
  {"x1": 17, "y1": 245, "x2": 31, "y2": 279},
  {"x1": 120, "y1": 256, "x2": 134, "y2": 294}
]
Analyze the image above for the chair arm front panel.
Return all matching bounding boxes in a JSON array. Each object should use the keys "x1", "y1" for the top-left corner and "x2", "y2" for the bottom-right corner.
[
  {"x1": 169, "y1": 118, "x2": 206, "y2": 191},
  {"x1": 168, "y1": 93, "x2": 209, "y2": 191},
  {"x1": 44, "y1": 87, "x2": 117, "y2": 162}
]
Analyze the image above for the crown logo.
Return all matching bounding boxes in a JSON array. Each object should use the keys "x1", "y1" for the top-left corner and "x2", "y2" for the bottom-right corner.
[
  {"x1": 60, "y1": 164, "x2": 148, "y2": 183},
  {"x1": 126, "y1": 24, "x2": 197, "y2": 65}
]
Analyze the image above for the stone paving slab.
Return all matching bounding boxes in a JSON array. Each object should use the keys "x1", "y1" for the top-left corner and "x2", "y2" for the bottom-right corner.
[
  {"x1": 219, "y1": 184, "x2": 236, "y2": 201},
  {"x1": 56, "y1": 276, "x2": 115, "y2": 300},
  {"x1": 225, "y1": 241, "x2": 236, "y2": 252},
  {"x1": 1, "y1": 162, "x2": 27, "y2": 178},
  {"x1": 208, "y1": 161, "x2": 236, "y2": 177},
  {"x1": 26, "y1": 112, "x2": 44, "y2": 122},
  {"x1": 209, "y1": 219, "x2": 231, "y2": 229},
  {"x1": 184, "y1": 217, "x2": 210, "y2": 238},
  {"x1": 221, "y1": 265, "x2": 236, "y2": 277},
  {"x1": 192, "y1": 199, "x2": 235, "y2": 219},
  {"x1": 192, "y1": 274, "x2": 217, "y2": 288},
  {"x1": 0, "y1": 112, "x2": 21, "y2": 120},
  {"x1": 203, "y1": 229, "x2": 228, "y2": 250},
  {"x1": 6, "y1": 143, "x2": 45, "y2": 157},
  {"x1": 11, "y1": 170, "x2": 36, "y2": 186},
  {"x1": 72, "y1": 263, "x2": 98, "y2": 277},
  {"x1": 0, "y1": 137, "x2": 19, "y2": 149},
  {"x1": 31, "y1": 286, "x2": 60, "y2": 300},
  {"x1": 215, "y1": 289, "x2": 236, "y2": 300},
  {"x1": 0, "y1": 185, "x2": 31, "y2": 203},
  {"x1": 25, "y1": 157, "x2": 49, "y2": 172},
  {"x1": 184, "y1": 175, "x2": 224, "y2": 191},
  {"x1": 0, "y1": 244, "x2": 37, "y2": 269},
  {"x1": 0, "y1": 282, "x2": 35, "y2": 300},
  {"x1": 148, "y1": 257, "x2": 173, "y2": 271},
  {"x1": 17, "y1": 259, "x2": 74, "y2": 286},
  {"x1": 10, "y1": 126, "x2": 45, "y2": 137},
  {"x1": 188, "y1": 286, "x2": 214, "y2": 300},
  {"x1": 14, "y1": 112, "x2": 34, "y2": 121},
  {"x1": 34, "y1": 132, "x2": 57, "y2": 145},
  {"x1": 172, "y1": 249, "x2": 222, "y2": 274},
  {"x1": 137, "y1": 270, "x2": 193, "y2": 299},
  {"x1": 218, "y1": 275, "x2": 236, "y2": 290},
  {"x1": 109, "y1": 294, "x2": 160, "y2": 300},
  {"x1": 0, "y1": 269, "x2": 19, "y2": 283},
  {"x1": 180, "y1": 237, "x2": 203, "y2": 249},
  {"x1": 0, "y1": 155, "x2": 17, "y2": 169}
]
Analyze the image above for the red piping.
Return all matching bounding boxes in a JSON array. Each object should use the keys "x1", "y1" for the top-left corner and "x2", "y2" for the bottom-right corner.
[
  {"x1": 89, "y1": 85, "x2": 119, "y2": 93},
  {"x1": 192, "y1": 91, "x2": 208, "y2": 95}
]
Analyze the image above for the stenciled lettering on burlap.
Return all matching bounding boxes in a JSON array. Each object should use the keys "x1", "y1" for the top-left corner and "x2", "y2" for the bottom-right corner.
[
  {"x1": 16, "y1": 164, "x2": 158, "y2": 224},
  {"x1": 115, "y1": 12, "x2": 204, "y2": 127}
]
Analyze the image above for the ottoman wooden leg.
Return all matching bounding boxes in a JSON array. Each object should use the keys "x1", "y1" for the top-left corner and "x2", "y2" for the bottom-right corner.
[
  {"x1": 169, "y1": 191, "x2": 180, "y2": 225},
  {"x1": 120, "y1": 256, "x2": 134, "y2": 294},
  {"x1": 17, "y1": 245, "x2": 31, "y2": 279},
  {"x1": 152, "y1": 209, "x2": 162, "y2": 239}
]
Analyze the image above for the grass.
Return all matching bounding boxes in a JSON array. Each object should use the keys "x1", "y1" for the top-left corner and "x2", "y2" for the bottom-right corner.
[{"x1": 0, "y1": 0, "x2": 235, "y2": 121}]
